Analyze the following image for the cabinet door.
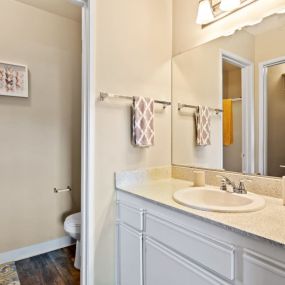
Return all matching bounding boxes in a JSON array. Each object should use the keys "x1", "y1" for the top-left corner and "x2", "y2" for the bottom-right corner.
[
  {"x1": 243, "y1": 250, "x2": 285, "y2": 285},
  {"x1": 117, "y1": 223, "x2": 143, "y2": 285},
  {"x1": 144, "y1": 237, "x2": 230, "y2": 285}
]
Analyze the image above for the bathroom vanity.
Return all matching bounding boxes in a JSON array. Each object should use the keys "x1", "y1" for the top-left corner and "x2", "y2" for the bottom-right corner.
[
  {"x1": 114, "y1": 5, "x2": 285, "y2": 285},
  {"x1": 115, "y1": 169, "x2": 285, "y2": 285}
]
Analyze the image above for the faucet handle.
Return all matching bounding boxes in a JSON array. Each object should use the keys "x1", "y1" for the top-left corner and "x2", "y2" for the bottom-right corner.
[
  {"x1": 216, "y1": 175, "x2": 233, "y2": 192},
  {"x1": 238, "y1": 179, "x2": 252, "y2": 194}
]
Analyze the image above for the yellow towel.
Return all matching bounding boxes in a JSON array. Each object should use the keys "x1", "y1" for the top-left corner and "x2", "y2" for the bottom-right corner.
[{"x1": 223, "y1": 99, "x2": 233, "y2": 146}]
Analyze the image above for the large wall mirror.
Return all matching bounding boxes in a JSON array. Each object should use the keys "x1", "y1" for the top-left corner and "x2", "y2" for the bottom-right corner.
[{"x1": 172, "y1": 11, "x2": 285, "y2": 178}]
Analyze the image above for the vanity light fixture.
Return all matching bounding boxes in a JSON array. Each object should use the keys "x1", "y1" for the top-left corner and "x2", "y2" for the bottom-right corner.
[
  {"x1": 220, "y1": 0, "x2": 241, "y2": 11},
  {"x1": 196, "y1": 0, "x2": 258, "y2": 26},
  {"x1": 196, "y1": 0, "x2": 214, "y2": 25}
]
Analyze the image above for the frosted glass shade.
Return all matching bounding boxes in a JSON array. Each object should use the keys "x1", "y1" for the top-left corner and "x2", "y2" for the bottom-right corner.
[
  {"x1": 196, "y1": 0, "x2": 214, "y2": 25},
  {"x1": 220, "y1": 0, "x2": 241, "y2": 11}
]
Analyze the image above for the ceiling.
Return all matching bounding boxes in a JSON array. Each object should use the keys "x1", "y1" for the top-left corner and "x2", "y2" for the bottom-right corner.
[{"x1": 15, "y1": 0, "x2": 81, "y2": 22}]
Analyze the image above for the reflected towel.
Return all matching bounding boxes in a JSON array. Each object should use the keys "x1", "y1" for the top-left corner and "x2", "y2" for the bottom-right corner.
[
  {"x1": 195, "y1": 106, "x2": 211, "y2": 146},
  {"x1": 223, "y1": 99, "x2": 233, "y2": 146},
  {"x1": 132, "y1": 96, "x2": 154, "y2": 147}
]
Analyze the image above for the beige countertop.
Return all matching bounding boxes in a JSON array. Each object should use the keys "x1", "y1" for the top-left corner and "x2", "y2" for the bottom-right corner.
[{"x1": 116, "y1": 178, "x2": 285, "y2": 248}]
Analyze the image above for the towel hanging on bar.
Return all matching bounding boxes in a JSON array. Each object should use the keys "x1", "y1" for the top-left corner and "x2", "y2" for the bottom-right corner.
[
  {"x1": 195, "y1": 106, "x2": 211, "y2": 146},
  {"x1": 223, "y1": 99, "x2": 233, "y2": 146},
  {"x1": 132, "y1": 96, "x2": 155, "y2": 147}
]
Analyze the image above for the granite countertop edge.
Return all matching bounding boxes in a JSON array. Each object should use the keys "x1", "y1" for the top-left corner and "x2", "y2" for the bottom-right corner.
[{"x1": 116, "y1": 187, "x2": 285, "y2": 249}]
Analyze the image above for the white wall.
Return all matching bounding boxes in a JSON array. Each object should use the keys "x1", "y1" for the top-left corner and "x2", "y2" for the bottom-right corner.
[
  {"x1": 95, "y1": 0, "x2": 172, "y2": 284},
  {"x1": 0, "y1": 0, "x2": 81, "y2": 252}
]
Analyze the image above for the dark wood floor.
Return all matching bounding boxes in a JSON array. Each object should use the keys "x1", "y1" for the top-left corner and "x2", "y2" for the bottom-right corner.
[{"x1": 15, "y1": 246, "x2": 80, "y2": 285}]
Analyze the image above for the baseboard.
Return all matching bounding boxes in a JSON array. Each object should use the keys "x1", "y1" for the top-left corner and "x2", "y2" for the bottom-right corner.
[{"x1": 0, "y1": 236, "x2": 75, "y2": 264}]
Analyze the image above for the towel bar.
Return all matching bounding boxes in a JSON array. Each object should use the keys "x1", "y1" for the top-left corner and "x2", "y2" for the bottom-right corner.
[
  {"x1": 178, "y1": 103, "x2": 223, "y2": 114},
  {"x1": 100, "y1": 92, "x2": 171, "y2": 109}
]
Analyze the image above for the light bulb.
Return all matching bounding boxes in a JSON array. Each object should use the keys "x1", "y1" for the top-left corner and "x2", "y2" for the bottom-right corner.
[
  {"x1": 196, "y1": 0, "x2": 214, "y2": 25},
  {"x1": 220, "y1": 0, "x2": 241, "y2": 12}
]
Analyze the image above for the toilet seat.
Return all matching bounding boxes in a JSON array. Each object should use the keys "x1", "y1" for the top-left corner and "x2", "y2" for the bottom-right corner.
[
  {"x1": 64, "y1": 212, "x2": 81, "y2": 269},
  {"x1": 64, "y1": 212, "x2": 81, "y2": 233}
]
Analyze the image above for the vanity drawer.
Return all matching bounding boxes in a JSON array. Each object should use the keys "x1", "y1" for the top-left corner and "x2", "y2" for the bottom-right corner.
[
  {"x1": 145, "y1": 213, "x2": 235, "y2": 281},
  {"x1": 117, "y1": 201, "x2": 144, "y2": 231}
]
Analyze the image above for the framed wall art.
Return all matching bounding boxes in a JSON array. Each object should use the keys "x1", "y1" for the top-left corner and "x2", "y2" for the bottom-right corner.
[{"x1": 0, "y1": 61, "x2": 28, "y2": 98}]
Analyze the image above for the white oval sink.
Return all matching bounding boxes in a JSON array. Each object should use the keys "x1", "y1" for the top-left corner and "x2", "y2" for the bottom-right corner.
[{"x1": 173, "y1": 187, "x2": 265, "y2": 213}]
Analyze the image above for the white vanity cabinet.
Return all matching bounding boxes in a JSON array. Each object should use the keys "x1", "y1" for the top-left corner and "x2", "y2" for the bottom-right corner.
[{"x1": 116, "y1": 191, "x2": 285, "y2": 285}]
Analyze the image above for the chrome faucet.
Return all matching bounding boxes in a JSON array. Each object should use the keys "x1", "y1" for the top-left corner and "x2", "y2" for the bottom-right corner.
[{"x1": 217, "y1": 175, "x2": 251, "y2": 194}]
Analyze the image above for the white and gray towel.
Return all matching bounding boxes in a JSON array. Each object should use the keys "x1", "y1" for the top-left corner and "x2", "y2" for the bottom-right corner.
[
  {"x1": 195, "y1": 105, "x2": 211, "y2": 146},
  {"x1": 132, "y1": 96, "x2": 154, "y2": 147}
]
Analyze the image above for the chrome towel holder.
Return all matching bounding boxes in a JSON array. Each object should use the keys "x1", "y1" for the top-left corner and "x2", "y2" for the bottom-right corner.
[
  {"x1": 178, "y1": 103, "x2": 223, "y2": 114},
  {"x1": 100, "y1": 92, "x2": 171, "y2": 109}
]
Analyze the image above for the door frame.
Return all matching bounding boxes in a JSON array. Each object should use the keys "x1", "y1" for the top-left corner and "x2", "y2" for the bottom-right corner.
[
  {"x1": 220, "y1": 50, "x2": 255, "y2": 174},
  {"x1": 81, "y1": 1, "x2": 95, "y2": 285},
  {"x1": 71, "y1": 0, "x2": 95, "y2": 284},
  {"x1": 258, "y1": 56, "x2": 285, "y2": 175}
]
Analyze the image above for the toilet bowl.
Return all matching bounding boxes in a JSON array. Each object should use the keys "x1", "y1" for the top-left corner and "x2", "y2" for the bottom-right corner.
[{"x1": 64, "y1": 212, "x2": 81, "y2": 269}]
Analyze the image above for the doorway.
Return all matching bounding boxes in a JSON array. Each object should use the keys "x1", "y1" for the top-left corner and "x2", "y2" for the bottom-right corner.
[
  {"x1": 221, "y1": 51, "x2": 254, "y2": 174},
  {"x1": 0, "y1": 0, "x2": 94, "y2": 284},
  {"x1": 259, "y1": 57, "x2": 285, "y2": 177},
  {"x1": 222, "y1": 60, "x2": 243, "y2": 172}
]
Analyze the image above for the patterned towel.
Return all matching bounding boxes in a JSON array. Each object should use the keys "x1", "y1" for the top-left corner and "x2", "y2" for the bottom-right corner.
[
  {"x1": 195, "y1": 105, "x2": 211, "y2": 146},
  {"x1": 0, "y1": 262, "x2": 20, "y2": 285},
  {"x1": 132, "y1": 96, "x2": 154, "y2": 147}
]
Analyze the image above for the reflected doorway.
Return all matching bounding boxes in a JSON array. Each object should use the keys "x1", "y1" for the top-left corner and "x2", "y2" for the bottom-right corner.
[
  {"x1": 221, "y1": 51, "x2": 254, "y2": 174},
  {"x1": 259, "y1": 58, "x2": 285, "y2": 177},
  {"x1": 222, "y1": 60, "x2": 243, "y2": 173}
]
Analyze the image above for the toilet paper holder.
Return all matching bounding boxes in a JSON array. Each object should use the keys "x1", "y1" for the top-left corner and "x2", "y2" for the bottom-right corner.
[{"x1": 54, "y1": 186, "x2": 72, "y2": 193}]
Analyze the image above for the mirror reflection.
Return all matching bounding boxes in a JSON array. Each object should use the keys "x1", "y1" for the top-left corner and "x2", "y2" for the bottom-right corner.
[
  {"x1": 222, "y1": 60, "x2": 242, "y2": 173},
  {"x1": 172, "y1": 13, "x2": 285, "y2": 177}
]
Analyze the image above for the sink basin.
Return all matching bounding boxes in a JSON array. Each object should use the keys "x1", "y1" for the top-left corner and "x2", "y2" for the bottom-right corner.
[{"x1": 173, "y1": 187, "x2": 265, "y2": 213}]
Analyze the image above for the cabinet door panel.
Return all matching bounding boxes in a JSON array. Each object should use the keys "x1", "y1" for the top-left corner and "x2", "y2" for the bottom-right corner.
[
  {"x1": 117, "y1": 224, "x2": 143, "y2": 285},
  {"x1": 243, "y1": 250, "x2": 285, "y2": 285},
  {"x1": 144, "y1": 237, "x2": 230, "y2": 285}
]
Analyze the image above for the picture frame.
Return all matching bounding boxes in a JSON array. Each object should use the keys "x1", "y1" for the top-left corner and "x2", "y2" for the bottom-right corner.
[{"x1": 0, "y1": 61, "x2": 28, "y2": 98}]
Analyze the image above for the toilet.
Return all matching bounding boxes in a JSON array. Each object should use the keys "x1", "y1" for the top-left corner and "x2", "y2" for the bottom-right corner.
[{"x1": 64, "y1": 212, "x2": 81, "y2": 269}]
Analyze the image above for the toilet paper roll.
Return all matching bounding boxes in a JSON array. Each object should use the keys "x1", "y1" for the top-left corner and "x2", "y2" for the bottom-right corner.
[{"x1": 193, "y1": 171, "x2": 206, "y2": 187}]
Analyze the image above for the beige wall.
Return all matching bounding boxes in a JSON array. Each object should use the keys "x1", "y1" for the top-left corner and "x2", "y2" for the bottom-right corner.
[
  {"x1": 172, "y1": 30, "x2": 254, "y2": 169},
  {"x1": 95, "y1": 0, "x2": 172, "y2": 284},
  {"x1": 173, "y1": 0, "x2": 285, "y2": 55},
  {"x1": 0, "y1": 0, "x2": 81, "y2": 252}
]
